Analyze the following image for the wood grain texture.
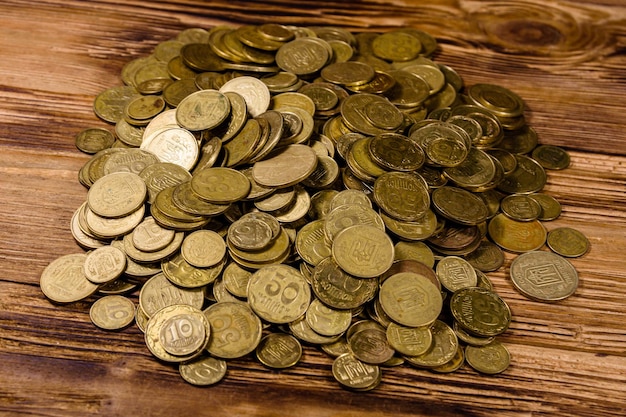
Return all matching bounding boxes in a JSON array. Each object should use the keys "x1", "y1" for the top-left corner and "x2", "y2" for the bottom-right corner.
[{"x1": 1, "y1": 1, "x2": 625, "y2": 416}]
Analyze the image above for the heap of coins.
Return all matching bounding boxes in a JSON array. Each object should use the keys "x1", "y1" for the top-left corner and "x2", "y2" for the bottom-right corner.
[{"x1": 41, "y1": 24, "x2": 590, "y2": 389}]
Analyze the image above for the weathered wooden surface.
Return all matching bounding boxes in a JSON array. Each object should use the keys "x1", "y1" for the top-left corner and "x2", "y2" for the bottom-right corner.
[{"x1": 1, "y1": 1, "x2": 625, "y2": 416}]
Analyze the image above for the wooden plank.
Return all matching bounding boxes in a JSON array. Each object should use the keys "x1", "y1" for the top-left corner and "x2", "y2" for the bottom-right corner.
[{"x1": 1, "y1": 1, "x2": 625, "y2": 416}]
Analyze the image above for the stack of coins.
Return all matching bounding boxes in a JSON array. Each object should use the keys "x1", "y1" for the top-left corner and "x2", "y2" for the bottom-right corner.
[{"x1": 42, "y1": 23, "x2": 590, "y2": 389}]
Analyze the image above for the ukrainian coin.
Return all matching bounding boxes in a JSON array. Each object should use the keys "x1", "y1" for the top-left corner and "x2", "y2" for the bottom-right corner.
[
  {"x1": 348, "y1": 324, "x2": 395, "y2": 365},
  {"x1": 124, "y1": 94, "x2": 165, "y2": 122},
  {"x1": 171, "y1": 181, "x2": 230, "y2": 217},
  {"x1": 176, "y1": 89, "x2": 231, "y2": 131},
  {"x1": 295, "y1": 219, "x2": 333, "y2": 266},
  {"x1": 228, "y1": 216, "x2": 273, "y2": 251},
  {"x1": 84, "y1": 204, "x2": 145, "y2": 240},
  {"x1": 181, "y1": 230, "x2": 226, "y2": 268},
  {"x1": 372, "y1": 30, "x2": 421, "y2": 62},
  {"x1": 228, "y1": 227, "x2": 291, "y2": 268},
  {"x1": 222, "y1": 262, "x2": 253, "y2": 298},
  {"x1": 385, "y1": 69, "x2": 431, "y2": 109},
  {"x1": 368, "y1": 133, "x2": 424, "y2": 172},
  {"x1": 40, "y1": 253, "x2": 99, "y2": 303},
  {"x1": 158, "y1": 307, "x2": 209, "y2": 356},
  {"x1": 135, "y1": 303, "x2": 150, "y2": 333},
  {"x1": 255, "y1": 333, "x2": 302, "y2": 369},
  {"x1": 431, "y1": 186, "x2": 489, "y2": 226},
  {"x1": 83, "y1": 245, "x2": 127, "y2": 285},
  {"x1": 341, "y1": 93, "x2": 404, "y2": 135},
  {"x1": 500, "y1": 194, "x2": 542, "y2": 222},
  {"x1": 310, "y1": 257, "x2": 378, "y2": 310},
  {"x1": 321, "y1": 61, "x2": 375, "y2": 86},
  {"x1": 404, "y1": 320, "x2": 458, "y2": 368},
  {"x1": 464, "y1": 240, "x2": 505, "y2": 272},
  {"x1": 373, "y1": 171, "x2": 430, "y2": 221},
  {"x1": 381, "y1": 259, "x2": 440, "y2": 290},
  {"x1": 179, "y1": 355, "x2": 227, "y2": 386},
  {"x1": 380, "y1": 209, "x2": 438, "y2": 242},
  {"x1": 275, "y1": 37, "x2": 330, "y2": 76},
  {"x1": 247, "y1": 264, "x2": 311, "y2": 324},
  {"x1": 94, "y1": 85, "x2": 141, "y2": 124},
  {"x1": 203, "y1": 301, "x2": 263, "y2": 359},
  {"x1": 430, "y1": 344, "x2": 465, "y2": 373},
  {"x1": 450, "y1": 286, "x2": 511, "y2": 337},
  {"x1": 191, "y1": 167, "x2": 250, "y2": 204},
  {"x1": 219, "y1": 76, "x2": 271, "y2": 118},
  {"x1": 467, "y1": 83, "x2": 524, "y2": 118},
  {"x1": 465, "y1": 341, "x2": 511, "y2": 374},
  {"x1": 488, "y1": 213, "x2": 547, "y2": 253},
  {"x1": 321, "y1": 339, "x2": 351, "y2": 358},
  {"x1": 529, "y1": 193, "x2": 562, "y2": 221},
  {"x1": 115, "y1": 119, "x2": 145, "y2": 147},
  {"x1": 102, "y1": 148, "x2": 160, "y2": 176},
  {"x1": 532, "y1": 144, "x2": 570, "y2": 170},
  {"x1": 443, "y1": 147, "x2": 496, "y2": 189},
  {"x1": 332, "y1": 224, "x2": 394, "y2": 279},
  {"x1": 305, "y1": 298, "x2": 352, "y2": 337},
  {"x1": 273, "y1": 185, "x2": 311, "y2": 223},
  {"x1": 427, "y1": 222, "x2": 482, "y2": 256},
  {"x1": 75, "y1": 128, "x2": 115, "y2": 154},
  {"x1": 252, "y1": 144, "x2": 318, "y2": 188},
  {"x1": 379, "y1": 271, "x2": 442, "y2": 328},
  {"x1": 547, "y1": 227, "x2": 590, "y2": 258},
  {"x1": 140, "y1": 127, "x2": 199, "y2": 171},
  {"x1": 346, "y1": 136, "x2": 387, "y2": 182},
  {"x1": 213, "y1": 91, "x2": 248, "y2": 143},
  {"x1": 498, "y1": 154, "x2": 547, "y2": 194},
  {"x1": 452, "y1": 321, "x2": 494, "y2": 347},
  {"x1": 87, "y1": 172, "x2": 147, "y2": 218},
  {"x1": 162, "y1": 252, "x2": 224, "y2": 288},
  {"x1": 329, "y1": 189, "x2": 372, "y2": 211},
  {"x1": 70, "y1": 204, "x2": 107, "y2": 250},
  {"x1": 89, "y1": 295, "x2": 135, "y2": 330},
  {"x1": 332, "y1": 353, "x2": 381, "y2": 391},
  {"x1": 139, "y1": 161, "x2": 192, "y2": 204},
  {"x1": 436, "y1": 256, "x2": 477, "y2": 293},
  {"x1": 288, "y1": 316, "x2": 343, "y2": 345},
  {"x1": 139, "y1": 272, "x2": 204, "y2": 318},
  {"x1": 410, "y1": 122, "x2": 469, "y2": 167},
  {"x1": 386, "y1": 322, "x2": 433, "y2": 357},
  {"x1": 510, "y1": 250, "x2": 579, "y2": 301}
]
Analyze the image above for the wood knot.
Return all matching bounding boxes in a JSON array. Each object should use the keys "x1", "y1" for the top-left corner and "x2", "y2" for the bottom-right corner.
[{"x1": 494, "y1": 20, "x2": 563, "y2": 47}]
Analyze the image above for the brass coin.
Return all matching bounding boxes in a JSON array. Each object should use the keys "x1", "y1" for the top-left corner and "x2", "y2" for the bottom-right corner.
[
  {"x1": 431, "y1": 186, "x2": 489, "y2": 226},
  {"x1": 40, "y1": 253, "x2": 99, "y2": 303},
  {"x1": 139, "y1": 272, "x2": 204, "y2": 318},
  {"x1": 436, "y1": 256, "x2": 477, "y2": 293},
  {"x1": 305, "y1": 298, "x2": 352, "y2": 337},
  {"x1": 179, "y1": 355, "x2": 227, "y2": 386},
  {"x1": 547, "y1": 227, "x2": 590, "y2": 258},
  {"x1": 404, "y1": 320, "x2": 458, "y2": 368},
  {"x1": 251, "y1": 144, "x2": 318, "y2": 188},
  {"x1": 379, "y1": 271, "x2": 442, "y2": 328},
  {"x1": 190, "y1": 167, "x2": 251, "y2": 204},
  {"x1": 203, "y1": 301, "x2": 262, "y2": 359},
  {"x1": 89, "y1": 295, "x2": 135, "y2": 330},
  {"x1": 368, "y1": 133, "x2": 425, "y2": 172},
  {"x1": 464, "y1": 240, "x2": 505, "y2": 272},
  {"x1": 75, "y1": 127, "x2": 115, "y2": 154},
  {"x1": 83, "y1": 245, "x2": 127, "y2": 284},
  {"x1": 87, "y1": 172, "x2": 147, "y2": 218},
  {"x1": 331, "y1": 224, "x2": 394, "y2": 279},
  {"x1": 256, "y1": 333, "x2": 302, "y2": 369},
  {"x1": 373, "y1": 171, "x2": 430, "y2": 221},
  {"x1": 529, "y1": 193, "x2": 562, "y2": 221},
  {"x1": 181, "y1": 230, "x2": 226, "y2": 268},
  {"x1": 488, "y1": 213, "x2": 547, "y2": 253},
  {"x1": 175, "y1": 89, "x2": 231, "y2": 131},
  {"x1": 500, "y1": 193, "x2": 542, "y2": 222},
  {"x1": 449, "y1": 286, "x2": 511, "y2": 337},
  {"x1": 465, "y1": 341, "x2": 511, "y2": 374},
  {"x1": 310, "y1": 257, "x2": 378, "y2": 310},
  {"x1": 332, "y1": 353, "x2": 381, "y2": 391},
  {"x1": 531, "y1": 144, "x2": 570, "y2": 170},
  {"x1": 497, "y1": 154, "x2": 547, "y2": 194},
  {"x1": 158, "y1": 309, "x2": 209, "y2": 357},
  {"x1": 386, "y1": 322, "x2": 433, "y2": 357},
  {"x1": 510, "y1": 250, "x2": 579, "y2": 302}
]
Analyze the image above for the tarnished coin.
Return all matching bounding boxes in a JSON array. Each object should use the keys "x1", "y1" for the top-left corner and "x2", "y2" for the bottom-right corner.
[
  {"x1": 500, "y1": 193, "x2": 542, "y2": 222},
  {"x1": 465, "y1": 341, "x2": 511, "y2": 374},
  {"x1": 40, "y1": 253, "x2": 99, "y2": 303},
  {"x1": 348, "y1": 323, "x2": 395, "y2": 365},
  {"x1": 368, "y1": 133, "x2": 425, "y2": 172},
  {"x1": 386, "y1": 322, "x2": 432, "y2": 357},
  {"x1": 305, "y1": 298, "x2": 352, "y2": 337},
  {"x1": 404, "y1": 320, "x2": 458, "y2": 368},
  {"x1": 162, "y1": 252, "x2": 225, "y2": 289},
  {"x1": 83, "y1": 245, "x2": 127, "y2": 284},
  {"x1": 331, "y1": 224, "x2": 394, "y2": 279},
  {"x1": 75, "y1": 127, "x2": 115, "y2": 154},
  {"x1": 252, "y1": 144, "x2": 318, "y2": 188},
  {"x1": 179, "y1": 355, "x2": 227, "y2": 386},
  {"x1": 431, "y1": 186, "x2": 489, "y2": 226},
  {"x1": 87, "y1": 172, "x2": 147, "y2": 218},
  {"x1": 203, "y1": 301, "x2": 262, "y2": 359},
  {"x1": 510, "y1": 250, "x2": 579, "y2": 302},
  {"x1": 497, "y1": 154, "x2": 547, "y2": 194},
  {"x1": 531, "y1": 144, "x2": 570, "y2": 170},
  {"x1": 529, "y1": 193, "x2": 562, "y2": 221},
  {"x1": 464, "y1": 240, "x2": 505, "y2": 272},
  {"x1": 89, "y1": 295, "x2": 135, "y2": 330},
  {"x1": 436, "y1": 256, "x2": 477, "y2": 293},
  {"x1": 373, "y1": 171, "x2": 430, "y2": 221},
  {"x1": 175, "y1": 89, "x2": 231, "y2": 131},
  {"x1": 247, "y1": 264, "x2": 311, "y2": 324},
  {"x1": 546, "y1": 227, "x2": 590, "y2": 258},
  {"x1": 379, "y1": 271, "x2": 442, "y2": 328},
  {"x1": 295, "y1": 219, "x2": 333, "y2": 266},
  {"x1": 450, "y1": 287, "x2": 511, "y2": 337},
  {"x1": 275, "y1": 37, "x2": 331, "y2": 76},
  {"x1": 228, "y1": 215, "x2": 273, "y2": 251},
  {"x1": 255, "y1": 333, "x2": 302, "y2": 369}
]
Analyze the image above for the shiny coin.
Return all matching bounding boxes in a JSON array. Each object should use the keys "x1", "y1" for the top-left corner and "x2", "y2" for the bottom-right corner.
[
  {"x1": 510, "y1": 250, "x2": 579, "y2": 302},
  {"x1": 379, "y1": 271, "x2": 442, "y2": 328},
  {"x1": 305, "y1": 298, "x2": 352, "y2": 337},
  {"x1": 179, "y1": 355, "x2": 227, "y2": 386},
  {"x1": 89, "y1": 295, "x2": 135, "y2": 330},
  {"x1": 181, "y1": 230, "x2": 226, "y2": 268},
  {"x1": 40, "y1": 253, "x2": 99, "y2": 303},
  {"x1": 488, "y1": 213, "x2": 547, "y2": 253},
  {"x1": 203, "y1": 301, "x2": 263, "y2": 359},
  {"x1": 83, "y1": 245, "x2": 127, "y2": 284},
  {"x1": 191, "y1": 167, "x2": 250, "y2": 204},
  {"x1": 450, "y1": 287, "x2": 511, "y2": 337},
  {"x1": 331, "y1": 224, "x2": 394, "y2": 279},
  {"x1": 158, "y1": 308, "x2": 210, "y2": 356},
  {"x1": 87, "y1": 172, "x2": 147, "y2": 218},
  {"x1": 75, "y1": 127, "x2": 115, "y2": 154},
  {"x1": 219, "y1": 76, "x2": 271, "y2": 118},
  {"x1": 176, "y1": 89, "x2": 231, "y2": 131},
  {"x1": 255, "y1": 333, "x2": 302, "y2": 369}
]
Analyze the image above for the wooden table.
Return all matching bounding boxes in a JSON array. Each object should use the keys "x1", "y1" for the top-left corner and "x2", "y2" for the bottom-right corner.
[{"x1": 1, "y1": 1, "x2": 625, "y2": 416}]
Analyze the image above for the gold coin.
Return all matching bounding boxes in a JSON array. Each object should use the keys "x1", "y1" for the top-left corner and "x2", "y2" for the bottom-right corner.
[
  {"x1": 93, "y1": 85, "x2": 141, "y2": 124},
  {"x1": 181, "y1": 230, "x2": 226, "y2": 268},
  {"x1": 435, "y1": 256, "x2": 477, "y2": 292},
  {"x1": 83, "y1": 245, "x2": 127, "y2": 284},
  {"x1": 40, "y1": 253, "x2": 99, "y2": 303},
  {"x1": 368, "y1": 132, "x2": 424, "y2": 172},
  {"x1": 547, "y1": 227, "x2": 590, "y2": 258},
  {"x1": 102, "y1": 148, "x2": 159, "y2": 176},
  {"x1": 373, "y1": 171, "x2": 430, "y2": 221},
  {"x1": 379, "y1": 271, "x2": 442, "y2": 328},
  {"x1": 83, "y1": 204, "x2": 145, "y2": 240},
  {"x1": 203, "y1": 301, "x2": 262, "y2": 359},
  {"x1": 321, "y1": 61, "x2": 375, "y2": 86},
  {"x1": 191, "y1": 167, "x2": 251, "y2": 204},
  {"x1": 124, "y1": 94, "x2": 165, "y2": 121},
  {"x1": 465, "y1": 341, "x2": 511, "y2": 374},
  {"x1": 324, "y1": 203, "x2": 385, "y2": 242},
  {"x1": 175, "y1": 89, "x2": 231, "y2": 131},
  {"x1": 430, "y1": 344, "x2": 465, "y2": 373},
  {"x1": 295, "y1": 219, "x2": 332, "y2": 266},
  {"x1": 305, "y1": 298, "x2": 352, "y2": 337},
  {"x1": 131, "y1": 216, "x2": 175, "y2": 252},
  {"x1": 89, "y1": 295, "x2": 135, "y2": 330},
  {"x1": 310, "y1": 257, "x2": 378, "y2": 310},
  {"x1": 331, "y1": 224, "x2": 394, "y2": 279},
  {"x1": 431, "y1": 186, "x2": 489, "y2": 226},
  {"x1": 332, "y1": 353, "x2": 381, "y2": 391},
  {"x1": 449, "y1": 287, "x2": 511, "y2": 337},
  {"x1": 219, "y1": 76, "x2": 270, "y2": 118},
  {"x1": 510, "y1": 250, "x2": 579, "y2": 302},
  {"x1": 251, "y1": 144, "x2": 318, "y2": 188},
  {"x1": 75, "y1": 127, "x2": 115, "y2": 154},
  {"x1": 403, "y1": 320, "x2": 458, "y2": 368},
  {"x1": 467, "y1": 83, "x2": 524, "y2": 118},
  {"x1": 162, "y1": 252, "x2": 224, "y2": 289},
  {"x1": 288, "y1": 315, "x2": 343, "y2": 345},
  {"x1": 500, "y1": 193, "x2": 542, "y2": 222},
  {"x1": 393, "y1": 241, "x2": 435, "y2": 268},
  {"x1": 531, "y1": 144, "x2": 570, "y2": 170},
  {"x1": 348, "y1": 323, "x2": 395, "y2": 365},
  {"x1": 140, "y1": 127, "x2": 199, "y2": 171},
  {"x1": 221, "y1": 262, "x2": 253, "y2": 298},
  {"x1": 138, "y1": 272, "x2": 204, "y2": 318},
  {"x1": 228, "y1": 215, "x2": 274, "y2": 251},
  {"x1": 139, "y1": 161, "x2": 192, "y2": 205},
  {"x1": 255, "y1": 333, "x2": 302, "y2": 369},
  {"x1": 386, "y1": 322, "x2": 432, "y2": 357},
  {"x1": 488, "y1": 213, "x2": 547, "y2": 253},
  {"x1": 87, "y1": 172, "x2": 147, "y2": 218},
  {"x1": 179, "y1": 355, "x2": 227, "y2": 386},
  {"x1": 247, "y1": 264, "x2": 311, "y2": 324},
  {"x1": 275, "y1": 37, "x2": 330, "y2": 76}
]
